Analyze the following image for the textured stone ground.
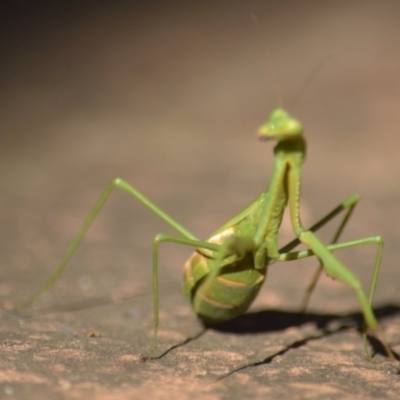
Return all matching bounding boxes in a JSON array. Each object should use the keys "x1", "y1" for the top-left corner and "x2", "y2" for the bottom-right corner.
[{"x1": 1, "y1": 1, "x2": 400, "y2": 399}]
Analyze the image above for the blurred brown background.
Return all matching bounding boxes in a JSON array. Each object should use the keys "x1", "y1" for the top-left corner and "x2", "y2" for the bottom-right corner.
[{"x1": 1, "y1": 1, "x2": 400, "y2": 399}]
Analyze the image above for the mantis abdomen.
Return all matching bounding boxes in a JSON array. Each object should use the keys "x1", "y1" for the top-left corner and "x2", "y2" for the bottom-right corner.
[{"x1": 183, "y1": 228, "x2": 267, "y2": 324}]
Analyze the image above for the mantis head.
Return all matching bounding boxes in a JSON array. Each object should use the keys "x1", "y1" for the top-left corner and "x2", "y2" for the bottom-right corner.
[{"x1": 258, "y1": 108, "x2": 303, "y2": 142}]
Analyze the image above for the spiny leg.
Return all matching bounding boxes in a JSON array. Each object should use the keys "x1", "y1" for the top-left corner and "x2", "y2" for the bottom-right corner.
[{"x1": 18, "y1": 178, "x2": 199, "y2": 310}]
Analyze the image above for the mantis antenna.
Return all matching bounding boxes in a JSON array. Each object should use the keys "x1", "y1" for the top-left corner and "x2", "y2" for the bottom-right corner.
[
  {"x1": 252, "y1": 13, "x2": 328, "y2": 113},
  {"x1": 288, "y1": 56, "x2": 330, "y2": 111}
]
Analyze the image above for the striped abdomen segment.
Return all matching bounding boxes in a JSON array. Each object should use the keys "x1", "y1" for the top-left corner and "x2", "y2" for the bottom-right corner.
[{"x1": 182, "y1": 229, "x2": 266, "y2": 324}]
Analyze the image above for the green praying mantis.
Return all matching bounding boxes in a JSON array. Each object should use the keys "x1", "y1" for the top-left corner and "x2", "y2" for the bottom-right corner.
[{"x1": 17, "y1": 107, "x2": 397, "y2": 365}]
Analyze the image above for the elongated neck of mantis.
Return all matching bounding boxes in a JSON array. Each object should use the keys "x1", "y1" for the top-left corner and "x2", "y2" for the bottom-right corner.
[{"x1": 253, "y1": 134, "x2": 307, "y2": 258}]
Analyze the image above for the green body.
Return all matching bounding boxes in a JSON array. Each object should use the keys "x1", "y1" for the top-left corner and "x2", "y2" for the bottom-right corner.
[
  {"x1": 184, "y1": 109, "x2": 305, "y2": 323},
  {"x1": 17, "y1": 108, "x2": 396, "y2": 364}
]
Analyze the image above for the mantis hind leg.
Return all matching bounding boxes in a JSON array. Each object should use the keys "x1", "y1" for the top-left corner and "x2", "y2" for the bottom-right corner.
[{"x1": 18, "y1": 177, "x2": 200, "y2": 310}]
